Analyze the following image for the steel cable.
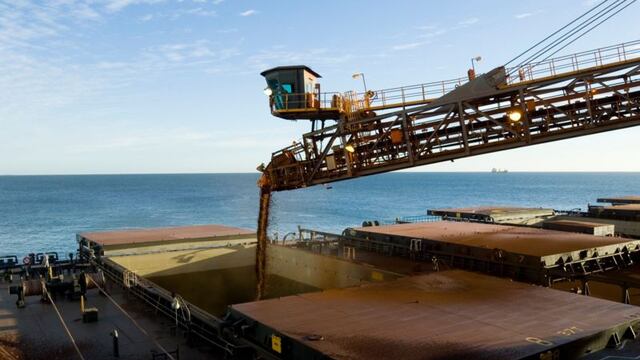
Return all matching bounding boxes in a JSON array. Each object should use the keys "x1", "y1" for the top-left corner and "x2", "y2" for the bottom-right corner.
[
  {"x1": 508, "y1": 0, "x2": 629, "y2": 75},
  {"x1": 538, "y1": 0, "x2": 638, "y2": 62},
  {"x1": 511, "y1": 0, "x2": 626, "y2": 69},
  {"x1": 86, "y1": 275, "x2": 176, "y2": 360},
  {"x1": 503, "y1": 0, "x2": 610, "y2": 67},
  {"x1": 45, "y1": 291, "x2": 86, "y2": 360}
]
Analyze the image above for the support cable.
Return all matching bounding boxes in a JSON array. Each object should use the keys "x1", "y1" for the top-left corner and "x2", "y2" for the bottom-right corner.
[
  {"x1": 511, "y1": 0, "x2": 628, "y2": 70},
  {"x1": 508, "y1": 0, "x2": 624, "y2": 69},
  {"x1": 509, "y1": 0, "x2": 629, "y2": 73},
  {"x1": 503, "y1": 0, "x2": 610, "y2": 67},
  {"x1": 512, "y1": 0, "x2": 626, "y2": 68},
  {"x1": 86, "y1": 275, "x2": 176, "y2": 360},
  {"x1": 539, "y1": 0, "x2": 638, "y2": 62},
  {"x1": 45, "y1": 292, "x2": 86, "y2": 360}
]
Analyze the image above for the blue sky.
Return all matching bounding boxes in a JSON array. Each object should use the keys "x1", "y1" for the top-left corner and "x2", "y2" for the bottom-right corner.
[{"x1": 1, "y1": 0, "x2": 639, "y2": 174}]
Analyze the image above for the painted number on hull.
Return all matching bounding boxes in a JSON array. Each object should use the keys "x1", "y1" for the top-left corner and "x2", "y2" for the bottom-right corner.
[
  {"x1": 556, "y1": 326, "x2": 583, "y2": 336},
  {"x1": 525, "y1": 337, "x2": 554, "y2": 346}
]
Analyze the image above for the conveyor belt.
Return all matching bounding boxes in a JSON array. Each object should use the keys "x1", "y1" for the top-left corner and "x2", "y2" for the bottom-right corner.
[{"x1": 260, "y1": 39, "x2": 640, "y2": 191}]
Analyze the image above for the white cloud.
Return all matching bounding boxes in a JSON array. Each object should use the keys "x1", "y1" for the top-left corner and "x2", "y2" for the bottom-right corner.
[
  {"x1": 239, "y1": 9, "x2": 257, "y2": 16},
  {"x1": 392, "y1": 42, "x2": 425, "y2": 51},
  {"x1": 104, "y1": 0, "x2": 164, "y2": 13},
  {"x1": 146, "y1": 39, "x2": 240, "y2": 68},
  {"x1": 212, "y1": 0, "x2": 224, "y2": 4},
  {"x1": 514, "y1": 10, "x2": 542, "y2": 19},
  {"x1": 180, "y1": 7, "x2": 217, "y2": 17},
  {"x1": 246, "y1": 47, "x2": 353, "y2": 71},
  {"x1": 71, "y1": 3, "x2": 101, "y2": 19},
  {"x1": 458, "y1": 17, "x2": 479, "y2": 26},
  {"x1": 515, "y1": 12, "x2": 533, "y2": 19},
  {"x1": 417, "y1": 29, "x2": 446, "y2": 39},
  {"x1": 0, "y1": 1, "x2": 246, "y2": 126}
]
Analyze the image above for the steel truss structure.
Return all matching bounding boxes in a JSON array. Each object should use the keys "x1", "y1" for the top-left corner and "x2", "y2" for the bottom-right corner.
[{"x1": 262, "y1": 41, "x2": 640, "y2": 191}]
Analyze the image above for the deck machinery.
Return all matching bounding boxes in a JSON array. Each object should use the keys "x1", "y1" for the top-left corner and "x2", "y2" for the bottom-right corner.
[{"x1": 258, "y1": 40, "x2": 640, "y2": 191}]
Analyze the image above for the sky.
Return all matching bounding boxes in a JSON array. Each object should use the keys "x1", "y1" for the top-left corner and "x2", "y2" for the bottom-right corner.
[{"x1": 1, "y1": 0, "x2": 639, "y2": 175}]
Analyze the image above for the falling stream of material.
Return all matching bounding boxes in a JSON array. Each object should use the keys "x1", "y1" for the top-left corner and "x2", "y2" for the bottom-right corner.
[{"x1": 255, "y1": 179, "x2": 272, "y2": 300}]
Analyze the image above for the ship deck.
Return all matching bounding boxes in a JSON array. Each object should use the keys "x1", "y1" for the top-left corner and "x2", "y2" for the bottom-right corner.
[
  {"x1": 427, "y1": 206, "x2": 555, "y2": 223},
  {"x1": 230, "y1": 270, "x2": 640, "y2": 360},
  {"x1": 0, "y1": 278, "x2": 218, "y2": 360},
  {"x1": 597, "y1": 195, "x2": 640, "y2": 205},
  {"x1": 350, "y1": 221, "x2": 640, "y2": 264},
  {"x1": 79, "y1": 224, "x2": 255, "y2": 250}
]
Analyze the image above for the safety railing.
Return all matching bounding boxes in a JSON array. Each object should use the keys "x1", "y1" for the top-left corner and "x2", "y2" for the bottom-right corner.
[
  {"x1": 269, "y1": 77, "x2": 468, "y2": 116},
  {"x1": 342, "y1": 90, "x2": 369, "y2": 121},
  {"x1": 362, "y1": 77, "x2": 467, "y2": 109},
  {"x1": 505, "y1": 39, "x2": 640, "y2": 85},
  {"x1": 97, "y1": 258, "x2": 237, "y2": 355},
  {"x1": 270, "y1": 91, "x2": 342, "y2": 112},
  {"x1": 269, "y1": 40, "x2": 640, "y2": 118},
  {"x1": 297, "y1": 228, "x2": 342, "y2": 244},
  {"x1": 361, "y1": 215, "x2": 442, "y2": 226}
]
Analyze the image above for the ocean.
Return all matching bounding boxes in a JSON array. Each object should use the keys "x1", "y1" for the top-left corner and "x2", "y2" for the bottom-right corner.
[{"x1": 1, "y1": 172, "x2": 639, "y2": 257}]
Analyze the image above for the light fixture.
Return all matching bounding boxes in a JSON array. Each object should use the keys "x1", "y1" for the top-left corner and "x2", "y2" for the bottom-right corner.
[
  {"x1": 352, "y1": 72, "x2": 367, "y2": 93},
  {"x1": 471, "y1": 56, "x2": 482, "y2": 71},
  {"x1": 263, "y1": 87, "x2": 273, "y2": 96},
  {"x1": 345, "y1": 144, "x2": 356, "y2": 153},
  {"x1": 508, "y1": 110, "x2": 522, "y2": 122}
]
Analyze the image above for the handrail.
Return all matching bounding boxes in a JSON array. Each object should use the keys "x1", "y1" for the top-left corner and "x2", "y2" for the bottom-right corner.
[
  {"x1": 269, "y1": 39, "x2": 640, "y2": 117},
  {"x1": 505, "y1": 39, "x2": 640, "y2": 84},
  {"x1": 96, "y1": 258, "x2": 237, "y2": 354},
  {"x1": 269, "y1": 91, "x2": 341, "y2": 113}
]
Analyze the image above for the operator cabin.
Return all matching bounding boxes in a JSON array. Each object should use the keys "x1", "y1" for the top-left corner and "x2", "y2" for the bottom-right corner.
[{"x1": 261, "y1": 65, "x2": 340, "y2": 120}]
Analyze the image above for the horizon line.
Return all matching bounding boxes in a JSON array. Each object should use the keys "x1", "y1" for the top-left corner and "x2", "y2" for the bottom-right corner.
[{"x1": 1, "y1": 170, "x2": 640, "y2": 176}]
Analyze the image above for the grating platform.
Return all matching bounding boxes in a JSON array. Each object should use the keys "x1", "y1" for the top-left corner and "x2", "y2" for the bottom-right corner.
[
  {"x1": 345, "y1": 222, "x2": 640, "y2": 284},
  {"x1": 229, "y1": 270, "x2": 640, "y2": 360}
]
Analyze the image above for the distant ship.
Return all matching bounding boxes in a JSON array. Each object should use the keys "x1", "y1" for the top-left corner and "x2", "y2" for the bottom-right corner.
[{"x1": 491, "y1": 168, "x2": 508, "y2": 173}]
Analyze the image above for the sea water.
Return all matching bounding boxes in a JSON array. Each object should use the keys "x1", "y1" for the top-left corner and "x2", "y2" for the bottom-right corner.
[{"x1": 1, "y1": 172, "x2": 639, "y2": 256}]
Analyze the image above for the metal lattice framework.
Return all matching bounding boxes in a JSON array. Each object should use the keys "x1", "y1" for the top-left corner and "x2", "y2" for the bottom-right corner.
[{"x1": 262, "y1": 41, "x2": 640, "y2": 191}]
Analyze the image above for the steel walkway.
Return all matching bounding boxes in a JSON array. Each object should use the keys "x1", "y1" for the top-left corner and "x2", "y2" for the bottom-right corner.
[{"x1": 262, "y1": 40, "x2": 640, "y2": 191}]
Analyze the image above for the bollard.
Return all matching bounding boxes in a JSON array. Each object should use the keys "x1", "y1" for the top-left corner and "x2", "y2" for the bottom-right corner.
[{"x1": 111, "y1": 329, "x2": 119, "y2": 357}]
